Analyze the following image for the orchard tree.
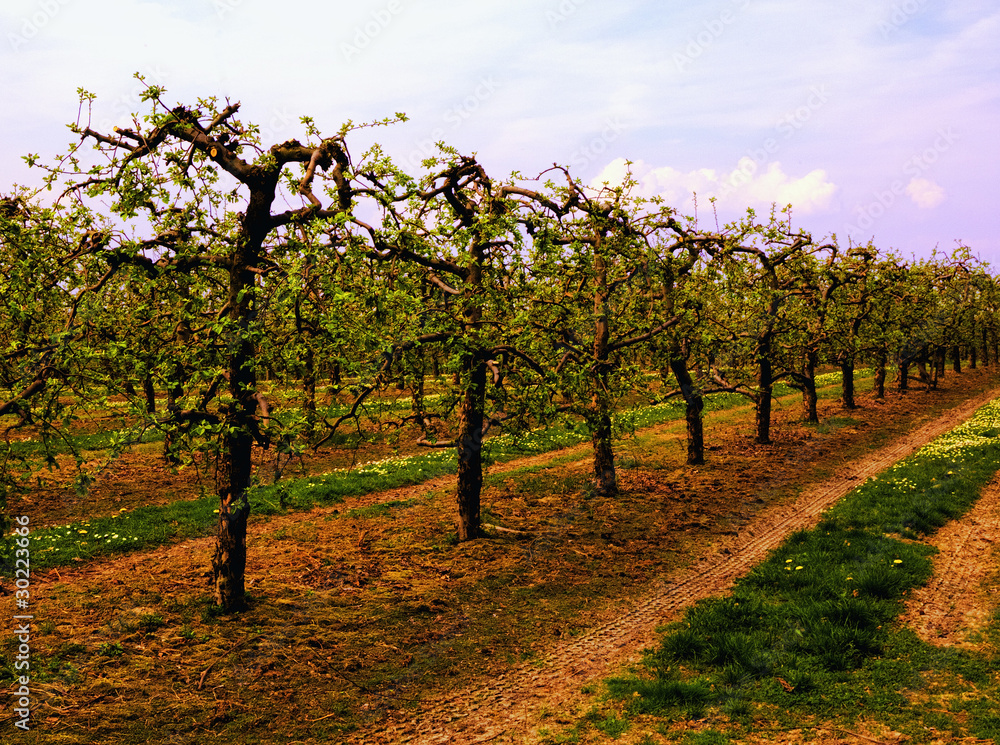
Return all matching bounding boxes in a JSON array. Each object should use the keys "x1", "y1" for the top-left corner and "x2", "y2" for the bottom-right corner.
[
  {"x1": 822, "y1": 242, "x2": 880, "y2": 409},
  {"x1": 707, "y1": 208, "x2": 818, "y2": 444},
  {"x1": 0, "y1": 192, "x2": 121, "y2": 532},
  {"x1": 780, "y1": 241, "x2": 855, "y2": 423},
  {"x1": 524, "y1": 172, "x2": 718, "y2": 483},
  {"x1": 37, "y1": 81, "x2": 404, "y2": 611},
  {"x1": 344, "y1": 150, "x2": 553, "y2": 541}
]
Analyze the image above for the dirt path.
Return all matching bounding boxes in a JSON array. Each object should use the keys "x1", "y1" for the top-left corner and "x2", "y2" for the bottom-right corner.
[
  {"x1": 359, "y1": 388, "x2": 1000, "y2": 745},
  {"x1": 900, "y1": 475, "x2": 1000, "y2": 649}
]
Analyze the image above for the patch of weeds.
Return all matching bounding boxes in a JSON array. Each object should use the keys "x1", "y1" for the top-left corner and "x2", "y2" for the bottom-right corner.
[
  {"x1": 346, "y1": 499, "x2": 415, "y2": 520},
  {"x1": 608, "y1": 676, "x2": 714, "y2": 717},
  {"x1": 720, "y1": 695, "x2": 753, "y2": 720},
  {"x1": 682, "y1": 731, "x2": 732, "y2": 745},
  {"x1": 137, "y1": 613, "x2": 165, "y2": 632},
  {"x1": 587, "y1": 709, "x2": 629, "y2": 739},
  {"x1": 97, "y1": 641, "x2": 125, "y2": 657},
  {"x1": 809, "y1": 417, "x2": 858, "y2": 435},
  {"x1": 200, "y1": 600, "x2": 223, "y2": 624}
]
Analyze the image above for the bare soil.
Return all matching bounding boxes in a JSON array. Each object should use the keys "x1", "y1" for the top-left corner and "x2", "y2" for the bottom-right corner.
[
  {"x1": 4, "y1": 370, "x2": 1000, "y2": 745},
  {"x1": 900, "y1": 476, "x2": 1000, "y2": 650}
]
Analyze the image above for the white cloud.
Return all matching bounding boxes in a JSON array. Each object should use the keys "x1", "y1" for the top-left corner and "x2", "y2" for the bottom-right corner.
[
  {"x1": 905, "y1": 177, "x2": 946, "y2": 208},
  {"x1": 591, "y1": 157, "x2": 838, "y2": 216}
]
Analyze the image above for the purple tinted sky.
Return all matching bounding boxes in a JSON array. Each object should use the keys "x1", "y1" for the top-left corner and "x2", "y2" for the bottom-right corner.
[{"x1": 2, "y1": 0, "x2": 997, "y2": 264}]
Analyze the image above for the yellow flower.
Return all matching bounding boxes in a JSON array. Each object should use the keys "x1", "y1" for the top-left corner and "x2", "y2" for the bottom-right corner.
[{"x1": 893, "y1": 559, "x2": 902, "y2": 564}]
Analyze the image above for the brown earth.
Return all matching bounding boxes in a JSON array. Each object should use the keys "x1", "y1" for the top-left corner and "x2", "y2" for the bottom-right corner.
[
  {"x1": 900, "y1": 476, "x2": 1000, "y2": 650},
  {"x1": 4, "y1": 369, "x2": 1000, "y2": 744}
]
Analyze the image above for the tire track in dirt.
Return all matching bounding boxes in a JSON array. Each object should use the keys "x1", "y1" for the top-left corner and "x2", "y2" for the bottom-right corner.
[
  {"x1": 901, "y1": 475, "x2": 1000, "y2": 648},
  {"x1": 359, "y1": 388, "x2": 1000, "y2": 745}
]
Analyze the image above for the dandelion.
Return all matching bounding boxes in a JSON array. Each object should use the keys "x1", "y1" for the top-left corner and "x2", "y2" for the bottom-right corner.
[
  {"x1": 893, "y1": 559, "x2": 902, "y2": 564},
  {"x1": 795, "y1": 566, "x2": 804, "y2": 571}
]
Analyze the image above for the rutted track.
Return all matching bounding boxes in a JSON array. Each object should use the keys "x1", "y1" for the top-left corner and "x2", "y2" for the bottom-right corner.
[
  {"x1": 360, "y1": 388, "x2": 1000, "y2": 745},
  {"x1": 901, "y1": 475, "x2": 1000, "y2": 647}
]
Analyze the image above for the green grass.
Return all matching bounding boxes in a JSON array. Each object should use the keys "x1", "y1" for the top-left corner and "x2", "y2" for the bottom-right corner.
[
  {"x1": 2, "y1": 423, "x2": 164, "y2": 458},
  {"x1": 593, "y1": 396, "x2": 1000, "y2": 741}
]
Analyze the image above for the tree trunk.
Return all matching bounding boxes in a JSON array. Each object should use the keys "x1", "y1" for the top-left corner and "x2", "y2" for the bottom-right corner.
[
  {"x1": 801, "y1": 351, "x2": 818, "y2": 424},
  {"x1": 935, "y1": 347, "x2": 946, "y2": 378},
  {"x1": 916, "y1": 360, "x2": 933, "y2": 390},
  {"x1": 302, "y1": 344, "x2": 317, "y2": 436},
  {"x1": 590, "y1": 405, "x2": 617, "y2": 496},
  {"x1": 982, "y1": 328, "x2": 990, "y2": 366},
  {"x1": 143, "y1": 375, "x2": 156, "y2": 414},
  {"x1": 589, "y1": 248, "x2": 618, "y2": 497},
  {"x1": 756, "y1": 356, "x2": 773, "y2": 444},
  {"x1": 455, "y1": 355, "x2": 485, "y2": 542},
  {"x1": 840, "y1": 357, "x2": 856, "y2": 409},
  {"x1": 873, "y1": 351, "x2": 886, "y2": 399},
  {"x1": 164, "y1": 365, "x2": 185, "y2": 465},
  {"x1": 212, "y1": 221, "x2": 263, "y2": 611},
  {"x1": 212, "y1": 430, "x2": 251, "y2": 612},
  {"x1": 951, "y1": 345, "x2": 962, "y2": 373},
  {"x1": 970, "y1": 342, "x2": 978, "y2": 370},
  {"x1": 669, "y1": 354, "x2": 704, "y2": 465},
  {"x1": 898, "y1": 361, "x2": 909, "y2": 392}
]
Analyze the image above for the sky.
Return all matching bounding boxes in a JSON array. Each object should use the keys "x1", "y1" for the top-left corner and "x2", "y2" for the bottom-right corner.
[{"x1": 2, "y1": 0, "x2": 998, "y2": 264}]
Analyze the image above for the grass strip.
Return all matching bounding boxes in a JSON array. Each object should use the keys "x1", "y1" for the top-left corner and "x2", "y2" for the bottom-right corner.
[{"x1": 592, "y1": 397, "x2": 1000, "y2": 743}]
